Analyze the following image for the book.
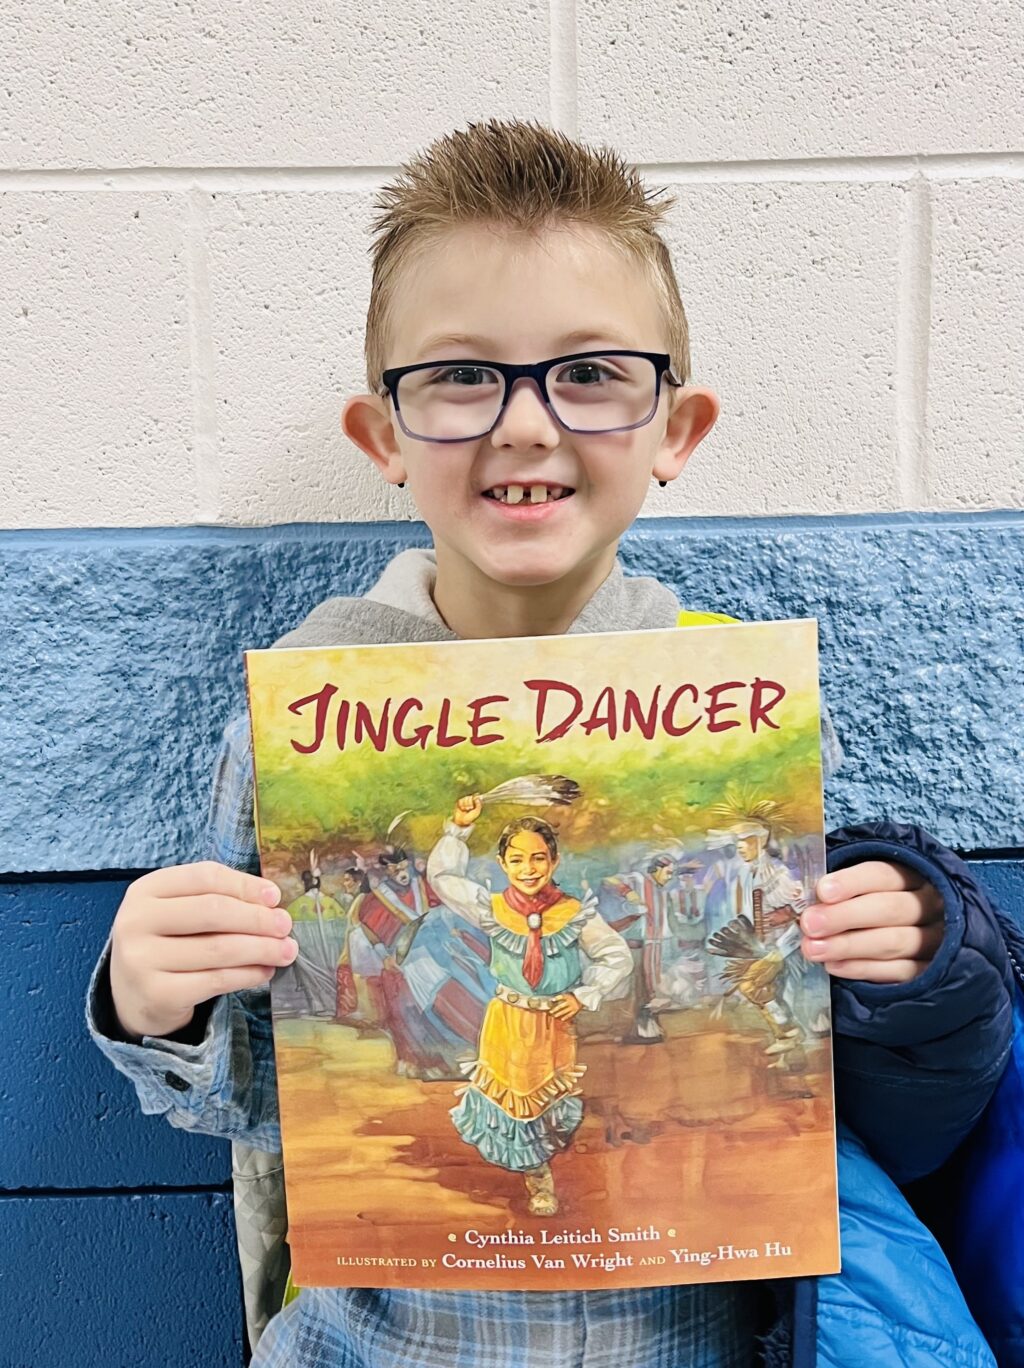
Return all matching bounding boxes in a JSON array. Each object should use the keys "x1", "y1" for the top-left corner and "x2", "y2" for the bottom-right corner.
[{"x1": 245, "y1": 620, "x2": 839, "y2": 1291}]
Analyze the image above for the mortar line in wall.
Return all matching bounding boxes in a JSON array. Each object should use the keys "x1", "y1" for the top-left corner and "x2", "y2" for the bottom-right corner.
[
  {"x1": 895, "y1": 173, "x2": 933, "y2": 508},
  {"x1": 2, "y1": 150, "x2": 1023, "y2": 192},
  {"x1": 0, "y1": 166, "x2": 396, "y2": 191},
  {"x1": 549, "y1": 0, "x2": 579, "y2": 136},
  {"x1": 0, "y1": 1183, "x2": 233, "y2": 1200},
  {"x1": 186, "y1": 188, "x2": 220, "y2": 523},
  {"x1": 642, "y1": 151, "x2": 1024, "y2": 185}
]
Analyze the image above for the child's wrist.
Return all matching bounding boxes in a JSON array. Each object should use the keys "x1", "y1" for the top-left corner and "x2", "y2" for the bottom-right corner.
[{"x1": 112, "y1": 994, "x2": 195, "y2": 1043}]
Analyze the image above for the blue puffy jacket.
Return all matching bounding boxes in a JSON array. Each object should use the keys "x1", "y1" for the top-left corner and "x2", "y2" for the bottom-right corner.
[{"x1": 773, "y1": 822, "x2": 1023, "y2": 1367}]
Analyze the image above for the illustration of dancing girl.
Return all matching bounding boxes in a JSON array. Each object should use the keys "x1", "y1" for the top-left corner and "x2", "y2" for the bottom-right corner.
[{"x1": 426, "y1": 781, "x2": 632, "y2": 1216}]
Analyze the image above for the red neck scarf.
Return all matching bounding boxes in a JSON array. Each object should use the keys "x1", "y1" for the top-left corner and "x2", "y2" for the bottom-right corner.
[{"x1": 502, "y1": 881, "x2": 564, "y2": 988}]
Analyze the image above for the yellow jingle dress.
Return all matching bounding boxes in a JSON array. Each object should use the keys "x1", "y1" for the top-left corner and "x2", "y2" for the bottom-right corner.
[
  {"x1": 427, "y1": 821, "x2": 632, "y2": 1172},
  {"x1": 451, "y1": 888, "x2": 592, "y2": 1170}
]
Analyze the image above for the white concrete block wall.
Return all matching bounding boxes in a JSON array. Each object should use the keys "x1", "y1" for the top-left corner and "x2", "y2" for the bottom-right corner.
[
  {"x1": 654, "y1": 180, "x2": 904, "y2": 516},
  {"x1": 1, "y1": 1, "x2": 1021, "y2": 528},
  {"x1": 577, "y1": 2, "x2": 1024, "y2": 161},
  {"x1": 205, "y1": 192, "x2": 398, "y2": 525},
  {"x1": 928, "y1": 179, "x2": 1024, "y2": 510},
  {"x1": 1, "y1": 194, "x2": 196, "y2": 526},
  {"x1": 0, "y1": 2, "x2": 550, "y2": 168}
]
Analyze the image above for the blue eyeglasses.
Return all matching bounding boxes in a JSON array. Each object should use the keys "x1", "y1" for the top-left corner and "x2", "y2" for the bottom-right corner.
[{"x1": 379, "y1": 350, "x2": 682, "y2": 443}]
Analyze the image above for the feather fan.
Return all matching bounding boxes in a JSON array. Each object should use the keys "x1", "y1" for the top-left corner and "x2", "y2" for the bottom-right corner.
[
  {"x1": 706, "y1": 914, "x2": 766, "y2": 960},
  {"x1": 478, "y1": 774, "x2": 581, "y2": 807}
]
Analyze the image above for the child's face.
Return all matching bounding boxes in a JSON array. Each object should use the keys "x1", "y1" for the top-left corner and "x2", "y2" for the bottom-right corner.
[
  {"x1": 498, "y1": 830, "x2": 559, "y2": 895},
  {"x1": 344, "y1": 223, "x2": 718, "y2": 597}
]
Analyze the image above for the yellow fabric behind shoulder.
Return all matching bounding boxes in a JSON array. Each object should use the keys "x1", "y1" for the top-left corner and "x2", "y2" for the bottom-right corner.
[
  {"x1": 282, "y1": 1268, "x2": 300, "y2": 1308},
  {"x1": 676, "y1": 609, "x2": 739, "y2": 627}
]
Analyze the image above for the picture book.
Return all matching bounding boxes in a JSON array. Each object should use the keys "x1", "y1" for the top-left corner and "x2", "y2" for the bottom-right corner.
[{"x1": 245, "y1": 620, "x2": 839, "y2": 1291}]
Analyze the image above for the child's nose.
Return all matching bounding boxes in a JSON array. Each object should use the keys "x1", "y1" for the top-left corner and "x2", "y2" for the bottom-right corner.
[{"x1": 491, "y1": 377, "x2": 561, "y2": 446}]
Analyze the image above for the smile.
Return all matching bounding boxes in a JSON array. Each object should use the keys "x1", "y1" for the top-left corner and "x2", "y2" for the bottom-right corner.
[{"x1": 482, "y1": 483, "x2": 574, "y2": 505}]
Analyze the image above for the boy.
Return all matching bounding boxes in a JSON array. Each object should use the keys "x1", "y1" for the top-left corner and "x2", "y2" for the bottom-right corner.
[{"x1": 88, "y1": 119, "x2": 1016, "y2": 1365}]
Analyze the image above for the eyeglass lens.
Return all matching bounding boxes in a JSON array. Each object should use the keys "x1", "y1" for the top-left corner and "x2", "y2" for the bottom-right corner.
[{"x1": 395, "y1": 354, "x2": 659, "y2": 440}]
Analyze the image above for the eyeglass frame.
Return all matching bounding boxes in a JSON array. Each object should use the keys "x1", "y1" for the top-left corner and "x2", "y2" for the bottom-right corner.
[{"x1": 378, "y1": 349, "x2": 684, "y2": 443}]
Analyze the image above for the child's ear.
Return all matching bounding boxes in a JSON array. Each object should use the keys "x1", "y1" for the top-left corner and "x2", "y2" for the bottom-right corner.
[
  {"x1": 652, "y1": 386, "x2": 719, "y2": 486},
  {"x1": 341, "y1": 393, "x2": 408, "y2": 487}
]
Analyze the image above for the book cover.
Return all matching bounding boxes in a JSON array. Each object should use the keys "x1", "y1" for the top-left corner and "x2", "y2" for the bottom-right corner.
[{"x1": 245, "y1": 621, "x2": 839, "y2": 1291}]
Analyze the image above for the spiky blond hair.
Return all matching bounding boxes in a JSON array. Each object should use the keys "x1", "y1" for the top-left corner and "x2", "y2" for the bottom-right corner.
[{"x1": 364, "y1": 118, "x2": 690, "y2": 391}]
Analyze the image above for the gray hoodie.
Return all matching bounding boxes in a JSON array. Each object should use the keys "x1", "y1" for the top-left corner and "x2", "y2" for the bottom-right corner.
[{"x1": 276, "y1": 546, "x2": 687, "y2": 647}]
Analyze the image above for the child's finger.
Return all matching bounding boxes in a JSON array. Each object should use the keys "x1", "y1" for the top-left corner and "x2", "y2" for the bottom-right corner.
[
  {"x1": 139, "y1": 861, "x2": 281, "y2": 907},
  {"x1": 156, "y1": 932, "x2": 298, "y2": 973},
  {"x1": 823, "y1": 958, "x2": 930, "y2": 983},
  {"x1": 803, "y1": 922, "x2": 944, "y2": 964},
  {"x1": 161, "y1": 965, "x2": 284, "y2": 1008},
  {"x1": 801, "y1": 890, "x2": 943, "y2": 936},
  {"x1": 148, "y1": 894, "x2": 293, "y2": 938},
  {"x1": 815, "y1": 861, "x2": 925, "y2": 903}
]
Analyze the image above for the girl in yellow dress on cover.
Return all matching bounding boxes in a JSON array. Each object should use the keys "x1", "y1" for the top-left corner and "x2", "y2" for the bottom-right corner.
[{"x1": 427, "y1": 793, "x2": 632, "y2": 1215}]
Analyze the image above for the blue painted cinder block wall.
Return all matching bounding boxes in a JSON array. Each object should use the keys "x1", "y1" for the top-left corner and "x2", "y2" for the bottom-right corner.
[{"x1": 2, "y1": 513, "x2": 1022, "y2": 1368}]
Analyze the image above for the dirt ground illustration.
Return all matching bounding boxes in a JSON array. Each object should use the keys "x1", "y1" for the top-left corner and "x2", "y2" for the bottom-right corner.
[{"x1": 277, "y1": 1004, "x2": 838, "y2": 1290}]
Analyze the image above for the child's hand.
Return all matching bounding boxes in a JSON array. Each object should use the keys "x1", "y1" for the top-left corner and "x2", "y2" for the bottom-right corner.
[
  {"x1": 453, "y1": 794, "x2": 483, "y2": 827},
  {"x1": 800, "y1": 861, "x2": 945, "y2": 983},
  {"x1": 548, "y1": 993, "x2": 583, "y2": 1020},
  {"x1": 109, "y1": 862, "x2": 297, "y2": 1040}
]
